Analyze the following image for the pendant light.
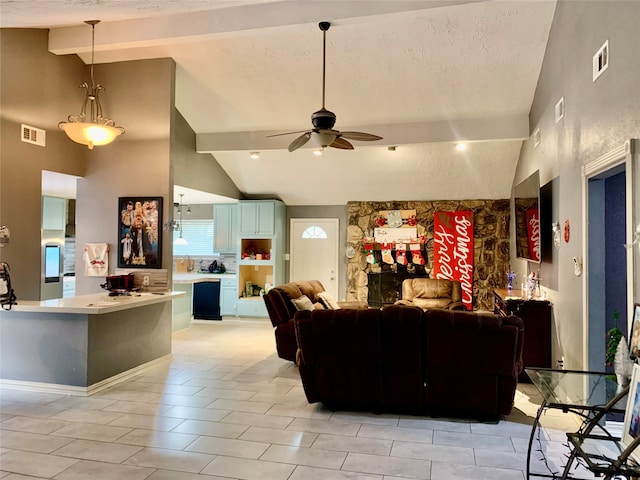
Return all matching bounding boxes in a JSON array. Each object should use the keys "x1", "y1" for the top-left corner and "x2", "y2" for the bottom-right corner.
[
  {"x1": 59, "y1": 20, "x2": 125, "y2": 149},
  {"x1": 174, "y1": 194, "x2": 188, "y2": 246}
]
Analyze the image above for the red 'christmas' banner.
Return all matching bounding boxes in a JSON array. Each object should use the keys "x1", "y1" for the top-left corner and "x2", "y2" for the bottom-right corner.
[
  {"x1": 525, "y1": 208, "x2": 541, "y2": 262},
  {"x1": 433, "y1": 211, "x2": 474, "y2": 310}
]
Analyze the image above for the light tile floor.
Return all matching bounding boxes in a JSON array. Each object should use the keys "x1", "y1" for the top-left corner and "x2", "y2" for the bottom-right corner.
[{"x1": 0, "y1": 320, "x2": 602, "y2": 479}]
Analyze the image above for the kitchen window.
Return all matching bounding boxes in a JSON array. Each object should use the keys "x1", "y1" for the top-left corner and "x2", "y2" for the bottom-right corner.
[{"x1": 173, "y1": 220, "x2": 215, "y2": 256}]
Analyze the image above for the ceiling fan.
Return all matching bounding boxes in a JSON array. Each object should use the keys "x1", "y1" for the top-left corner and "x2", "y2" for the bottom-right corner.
[{"x1": 268, "y1": 21, "x2": 383, "y2": 152}]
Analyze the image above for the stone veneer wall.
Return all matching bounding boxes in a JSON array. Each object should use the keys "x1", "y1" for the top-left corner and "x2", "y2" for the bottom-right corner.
[{"x1": 346, "y1": 200, "x2": 511, "y2": 311}]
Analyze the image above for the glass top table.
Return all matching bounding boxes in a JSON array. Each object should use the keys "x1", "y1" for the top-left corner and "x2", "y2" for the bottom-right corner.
[
  {"x1": 525, "y1": 368, "x2": 632, "y2": 480},
  {"x1": 526, "y1": 368, "x2": 626, "y2": 413}
]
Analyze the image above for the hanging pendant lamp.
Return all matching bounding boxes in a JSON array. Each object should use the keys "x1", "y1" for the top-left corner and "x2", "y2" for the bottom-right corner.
[{"x1": 59, "y1": 20, "x2": 125, "y2": 149}]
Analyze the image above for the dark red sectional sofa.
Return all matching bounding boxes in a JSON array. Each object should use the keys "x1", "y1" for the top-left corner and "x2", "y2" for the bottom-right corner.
[
  {"x1": 263, "y1": 280, "x2": 367, "y2": 362},
  {"x1": 294, "y1": 305, "x2": 524, "y2": 419}
]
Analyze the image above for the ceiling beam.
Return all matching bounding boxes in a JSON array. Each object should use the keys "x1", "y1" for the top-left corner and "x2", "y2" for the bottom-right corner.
[
  {"x1": 195, "y1": 114, "x2": 530, "y2": 153},
  {"x1": 48, "y1": 0, "x2": 484, "y2": 55}
]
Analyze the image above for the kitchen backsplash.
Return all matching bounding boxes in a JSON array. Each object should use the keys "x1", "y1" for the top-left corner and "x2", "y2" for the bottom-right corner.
[{"x1": 174, "y1": 254, "x2": 237, "y2": 273}]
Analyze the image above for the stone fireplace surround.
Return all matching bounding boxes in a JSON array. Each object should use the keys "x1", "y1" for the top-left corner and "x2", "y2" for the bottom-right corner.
[{"x1": 346, "y1": 200, "x2": 511, "y2": 311}]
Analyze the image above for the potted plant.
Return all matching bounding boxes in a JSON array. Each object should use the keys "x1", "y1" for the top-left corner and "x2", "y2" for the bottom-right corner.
[
  {"x1": 606, "y1": 310, "x2": 633, "y2": 386},
  {"x1": 605, "y1": 310, "x2": 623, "y2": 369}
]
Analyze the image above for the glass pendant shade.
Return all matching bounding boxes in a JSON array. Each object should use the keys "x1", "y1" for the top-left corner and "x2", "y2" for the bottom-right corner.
[
  {"x1": 174, "y1": 236, "x2": 188, "y2": 246},
  {"x1": 59, "y1": 20, "x2": 124, "y2": 149},
  {"x1": 313, "y1": 131, "x2": 337, "y2": 148},
  {"x1": 59, "y1": 122, "x2": 123, "y2": 149}
]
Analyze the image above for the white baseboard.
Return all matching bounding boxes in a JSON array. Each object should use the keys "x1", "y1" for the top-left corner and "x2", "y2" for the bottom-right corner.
[{"x1": 0, "y1": 354, "x2": 172, "y2": 397}]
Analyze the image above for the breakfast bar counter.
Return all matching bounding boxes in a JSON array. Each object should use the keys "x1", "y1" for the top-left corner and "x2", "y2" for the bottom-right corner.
[
  {"x1": 4, "y1": 291, "x2": 185, "y2": 314},
  {"x1": 0, "y1": 291, "x2": 185, "y2": 395}
]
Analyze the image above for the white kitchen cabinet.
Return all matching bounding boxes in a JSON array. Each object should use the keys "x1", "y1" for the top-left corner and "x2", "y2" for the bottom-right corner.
[
  {"x1": 213, "y1": 203, "x2": 237, "y2": 253},
  {"x1": 42, "y1": 196, "x2": 66, "y2": 231},
  {"x1": 235, "y1": 298, "x2": 268, "y2": 317},
  {"x1": 220, "y1": 277, "x2": 237, "y2": 316},
  {"x1": 236, "y1": 200, "x2": 285, "y2": 318},
  {"x1": 239, "y1": 201, "x2": 275, "y2": 235}
]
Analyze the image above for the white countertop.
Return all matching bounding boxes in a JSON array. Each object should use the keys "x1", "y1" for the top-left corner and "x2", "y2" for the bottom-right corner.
[
  {"x1": 2, "y1": 291, "x2": 185, "y2": 315},
  {"x1": 173, "y1": 273, "x2": 236, "y2": 284}
]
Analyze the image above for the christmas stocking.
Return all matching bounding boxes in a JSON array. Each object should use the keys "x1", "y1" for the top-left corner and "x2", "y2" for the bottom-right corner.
[
  {"x1": 395, "y1": 243, "x2": 407, "y2": 265},
  {"x1": 381, "y1": 243, "x2": 394, "y2": 264},
  {"x1": 364, "y1": 243, "x2": 376, "y2": 264},
  {"x1": 410, "y1": 244, "x2": 425, "y2": 265}
]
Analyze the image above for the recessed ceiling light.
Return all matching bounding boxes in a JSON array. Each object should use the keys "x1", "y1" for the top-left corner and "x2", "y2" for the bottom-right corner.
[
  {"x1": 249, "y1": 151, "x2": 260, "y2": 159},
  {"x1": 455, "y1": 143, "x2": 467, "y2": 152}
]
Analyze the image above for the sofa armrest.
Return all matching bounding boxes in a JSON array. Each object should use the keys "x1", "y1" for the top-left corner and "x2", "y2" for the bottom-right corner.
[
  {"x1": 394, "y1": 299, "x2": 414, "y2": 307},
  {"x1": 337, "y1": 300, "x2": 369, "y2": 309},
  {"x1": 447, "y1": 302, "x2": 468, "y2": 311}
]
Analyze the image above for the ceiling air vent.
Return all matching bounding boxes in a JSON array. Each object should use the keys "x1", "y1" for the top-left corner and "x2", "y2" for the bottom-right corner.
[
  {"x1": 21, "y1": 124, "x2": 46, "y2": 147},
  {"x1": 593, "y1": 40, "x2": 609, "y2": 82}
]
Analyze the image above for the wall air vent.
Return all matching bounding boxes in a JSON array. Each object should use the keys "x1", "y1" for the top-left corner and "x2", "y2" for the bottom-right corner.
[
  {"x1": 555, "y1": 97, "x2": 565, "y2": 124},
  {"x1": 533, "y1": 127, "x2": 541, "y2": 148},
  {"x1": 593, "y1": 40, "x2": 609, "y2": 82},
  {"x1": 21, "y1": 124, "x2": 46, "y2": 147}
]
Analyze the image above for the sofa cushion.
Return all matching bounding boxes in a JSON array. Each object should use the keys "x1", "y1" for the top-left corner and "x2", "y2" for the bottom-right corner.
[
  {"x1": 318, "y1": 291, "x2": 341, "y2": 310},
  {"x1": 306, "y1": 280, "x2": 326, "y2": 297},
  {"x1": 300, "y1": 308, "x2": 385, "y2": 407},
  {"x1": 408, "y1": 278, "x2": 452, "y2": 299},
  {"x1": 412, "y1": 297, "x2": 454, "y2": 310},
  {"x1": 297, "y1": 281, "x2": 322, "y2": 304},
  {"x1": 274, "y1": 283, "x2": 304, "y2": 318},
  {"x1": 292, "y1": 295, "x2": 315, "y2": 311}
]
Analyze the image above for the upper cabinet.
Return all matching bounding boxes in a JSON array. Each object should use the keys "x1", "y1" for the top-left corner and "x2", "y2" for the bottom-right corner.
[
  {"x1": 239, "y1": 201, "x2": 276, "y2": 236},
  {"x1": 213, "y1": 203, "x2": 238, "y2": 253},
  {"x1": 42, "y1": 196, "x2": 66, "y2": 231}
]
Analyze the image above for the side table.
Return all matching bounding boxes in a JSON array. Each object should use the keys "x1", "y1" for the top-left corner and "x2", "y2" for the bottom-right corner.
[
  {"x1": 526, "y1": 368, "x2": 639, "y2": 480},
  {"x1": 494, "y1": 289, "x2": 552, "y2": 382}
]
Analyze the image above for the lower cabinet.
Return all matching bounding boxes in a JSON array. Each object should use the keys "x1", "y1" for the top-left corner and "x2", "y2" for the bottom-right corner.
[
  {"x1": 220, "y1": 278, "x2": 237, "y2": 316},
  {"x1": 494, "y1": 289, "x2": 552, "y2": 382},
  {"x1": 193, "y1": 281, "x2": 221, "y2": 320},
  {"x1": 236, "y1": 297, "x2": 268, "y2": 317}
]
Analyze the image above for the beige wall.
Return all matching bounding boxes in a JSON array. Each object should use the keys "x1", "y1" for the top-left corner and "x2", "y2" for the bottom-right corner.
[
  {"x1": 513, "y1": 1, "x2": 640, "y2": 369},
  {"x1": 0, "y1": 29, "x2": 87, "y2": 299},
  {"x1": 0, "y1": 29, "x2": 179, "y2": 299},
  {"x1": 73, "y1": 58, "x2": 176, "y2": 295},
  {"x1": 173, "y1": 111, "x2": 243, "y2": 200},
  {"x1": 0, "y1": 29, "x2": 246, "y2": 300}
]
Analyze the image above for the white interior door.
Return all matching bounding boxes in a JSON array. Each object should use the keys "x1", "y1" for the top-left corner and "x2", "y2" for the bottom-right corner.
[{"x1": 290, "y1": 219, "x2": 339, "y2": 298}]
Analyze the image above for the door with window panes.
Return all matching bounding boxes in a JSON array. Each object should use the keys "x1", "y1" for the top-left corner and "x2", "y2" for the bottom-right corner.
[{"x1": 290, "y1": 219, "x2": 339, "y2": 299}]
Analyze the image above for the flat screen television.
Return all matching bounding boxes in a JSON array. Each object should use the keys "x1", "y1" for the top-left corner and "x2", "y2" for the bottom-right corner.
[{"x1": 514, "y1": 171, "x2": 541, "y2": 262}]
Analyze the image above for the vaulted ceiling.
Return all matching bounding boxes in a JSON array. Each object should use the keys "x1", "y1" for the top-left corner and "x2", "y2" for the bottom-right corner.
[{"x1": 1, "y1": 0, "x2": 557, "y2": 205}]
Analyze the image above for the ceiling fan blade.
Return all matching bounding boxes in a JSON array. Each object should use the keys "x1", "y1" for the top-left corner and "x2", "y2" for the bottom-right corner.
[
  {"x1": 317, "y1": 128, "x2": 341, "y2": 135},
  {"x1": 288, "y1": 132, "x2": 312, "y2": 152},
  {"x1": 339, "y1": 131, "x2": 383, "y2": 141},
  {"x1": 266, "y1": 130, "x2": 311, "y2": 138},
  {"x1": 330, "y1": 137, "x2": 354, "y2": 150}
]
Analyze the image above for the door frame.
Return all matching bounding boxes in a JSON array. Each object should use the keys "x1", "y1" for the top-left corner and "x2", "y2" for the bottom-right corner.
[
  {"x1": 582, "y1": 139, "x2": 637, "y2": 369},
  {"x1": 289, "y1": 218, "x2": 340, "y2": 298}
]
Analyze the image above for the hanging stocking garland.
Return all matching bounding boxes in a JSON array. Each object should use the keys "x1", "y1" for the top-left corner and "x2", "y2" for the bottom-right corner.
[
  {"x1": 395, "y1": 243, "x2": 407, "y2": 265},
  {"x1": 381, "y1": 243, "x2": 394, "y2": 264},
  {"x1": 364, "y1": 243, "x2": 376, "y2": 264},
  {"x1": 409, "y1": 243, "x2": 425, "y2": 265}
]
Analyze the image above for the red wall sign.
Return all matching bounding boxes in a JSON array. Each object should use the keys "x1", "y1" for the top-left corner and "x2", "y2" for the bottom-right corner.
[
  {"x1": 526, "y1": 208, "x2": 541, "y2": 262},
  {"x1": 433, "y1": 211, "x2": 474, "y2": 310}
]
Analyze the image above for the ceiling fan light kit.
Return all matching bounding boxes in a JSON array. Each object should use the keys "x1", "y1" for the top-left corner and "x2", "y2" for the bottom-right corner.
[{"x1": 268, "y1": 21, "x2": 382, "y2": 152}]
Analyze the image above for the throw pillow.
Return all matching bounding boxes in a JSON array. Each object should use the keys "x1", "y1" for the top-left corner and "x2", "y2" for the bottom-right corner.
[
  {"x1": 291, "y1": 295, "x2": 315, "y2": 311},
  {"x1": 318, "y1": 291, "x2": 341, "y2": 310}
]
